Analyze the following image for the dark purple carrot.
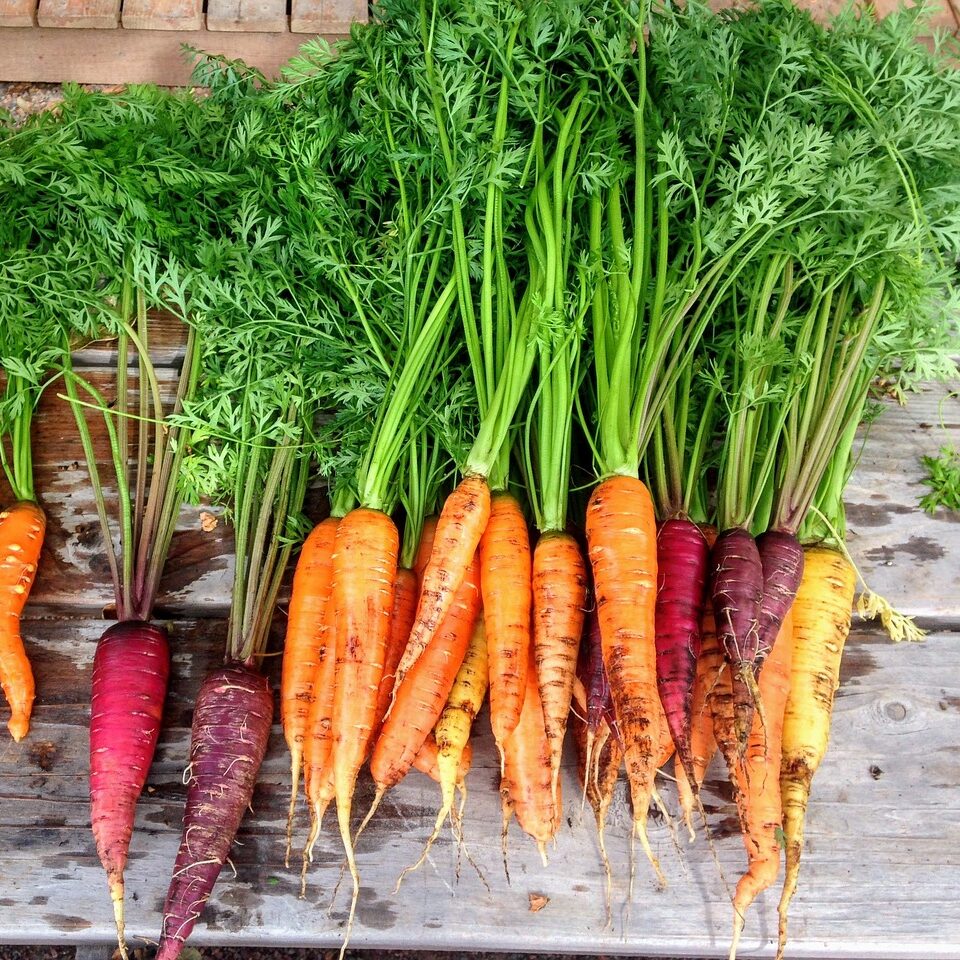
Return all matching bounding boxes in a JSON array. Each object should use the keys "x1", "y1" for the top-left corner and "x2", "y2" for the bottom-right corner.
[
  {"x1": 654, "y1": 518, "x2": 709, "y2": 787},
  {"x1": 578, "y1": 603, "x2": 616, "y2": 808},
  {"x1": 90, "y1": 620, "x2": 170, "y2": 956},
  {"x1": 710, "y1": 527, "x2": 764, "y2": 754},
  {"x1": 755, "y1": 529, "x2": 804, "y2": 666},
  {"x1": 156, "y1": 662, "x2": 273, "y2": 960}
]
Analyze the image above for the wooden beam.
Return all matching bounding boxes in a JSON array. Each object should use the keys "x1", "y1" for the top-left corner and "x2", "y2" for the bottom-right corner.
[
  {"x1": 0, "y1": 0, "x2": 37, "y2": 27},
  {"x1": 0, "y1": 27, "x2": 338, "y2": 84},
  {"x1": 291, "y1": 0, "x2": 366, "y2": 35},
  {"x1": 206, "y1": 0, "x2": 288, "y2": 33},
  {"x1": 36, "y1": 0, "x2": 119, "y2": 28},
  {"x1": 121, "y1": 0, "x2": 204, "y2": 31}
]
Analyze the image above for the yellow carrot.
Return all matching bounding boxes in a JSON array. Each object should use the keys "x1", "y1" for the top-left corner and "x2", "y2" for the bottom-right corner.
[{"x1": 776, "y1": 546, "x2": 855, "y2": 960}]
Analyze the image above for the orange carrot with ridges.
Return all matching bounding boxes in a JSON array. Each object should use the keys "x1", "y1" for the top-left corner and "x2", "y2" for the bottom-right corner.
[
  {"x1": 0, "y1": 500, "x2": 43, "y2": 742},
  {"x1": 676, "y1": 604, "x2": 722, "y2": 839},
  {"x1": 280, "y1": 515, "x2": 338, "y2": 866},
  {"x1": 330, "y1": 507, "x2": 399, "y2": 942},
  {"x1": 482, "y1": 492, "x2": 531, "y2": 759},
  {"x1": 585, "y1": 473, "x2": 662, "y2": 882},
  {"x1": 392, "y1": 474, "x2": 490, "y2": 697},
  {"x1": 371, "y1": 566, "x2": 418, "y2": 745},
  {"x1": 730, "y1": 610, "x2": 794, "y2": 960},
  {"x1": 532, "y1": 530, "x2": 587, "y2": 804}
]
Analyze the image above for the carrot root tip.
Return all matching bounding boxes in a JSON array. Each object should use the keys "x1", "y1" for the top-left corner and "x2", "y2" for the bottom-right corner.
[{"x1": 109, "y1": 878, "x2": 128, "y2": 960}]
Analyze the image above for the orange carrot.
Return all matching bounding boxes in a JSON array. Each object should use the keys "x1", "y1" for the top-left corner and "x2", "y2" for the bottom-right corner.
[
  {"x1": 532, "y1": 530, "x2": 587, "y2": 804},
  {"x1": 0, "y1": 500, "x2": 44, "y2": 742},
  {"x1": 413, "y1": 735, "x2": 473, "y2": 786},
  {"x1": 730, "y1": 609, "x2": 794, "y2": 960},
  {"x1": 367, "y1": 554, "x2": 481, "y2": 813},
  {"x1": 584, "y1": 474, "x2": 662, "y2": 881},
  {"x1": 280, "y1": 515, "x2": 338, "y2": 866},
  {"x1": 330, "y1": 507, "x2": 399, "y2": 936},
  {"x1": 501, "y1": 645, "x2": 559, "y2": 866},
  {"x1": 413, "y1": 515, "x2": 438, "y2": 586},
  {"x1": 655, "y1": 690, "x2": 675, "y2": 769},
  {"x1": 676, "y1": 604, "x2": 722, "y2": 839},
  {"x1": 482, "y1": 492, "x2": 532, "y2": 760},
  {"x1": 393, "y1": 474, "x2": 490, "y2": 696},
  {"x1": 370, "y1": 566, "x2": 418, "y2": 745}
]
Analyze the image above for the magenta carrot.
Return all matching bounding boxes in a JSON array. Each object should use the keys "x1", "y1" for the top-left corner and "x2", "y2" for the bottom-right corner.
[
  {"x1": 156, "y1": 663, "x2": 273, "y2": 960},
  {"x1": 655, "y1": 517, "x2": 709, "y2": 787},
  {"x1": 90, "y1": 621, "x2": 169, "y2": 950}
]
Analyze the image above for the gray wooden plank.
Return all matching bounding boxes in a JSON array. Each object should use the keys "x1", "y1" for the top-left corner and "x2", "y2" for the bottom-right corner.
[
  {"x1": 844, "y1": 381, "x2": 960, "y2": 625},
  {"x1": 0, "y1": 624, "x2": 957, "y2": 957}
]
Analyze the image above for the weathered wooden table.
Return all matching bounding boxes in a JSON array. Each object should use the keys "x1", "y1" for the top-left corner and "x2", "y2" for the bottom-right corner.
[{"x1": 1, "y1": 331, "x2": 958, "y2": 957}]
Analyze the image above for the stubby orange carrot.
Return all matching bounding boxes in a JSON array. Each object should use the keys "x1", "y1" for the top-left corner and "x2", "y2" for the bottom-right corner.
[
  {"x1": 501, "y1": 645, "x2": 559, "y2": 866},
  {"x1": 730, "y1": 610, "x2": 794, "y2": 960},
  {"x1": 676, "y1": 604, "x2": 722, "y2": 839},
  {"x1": 776, "y1": 546, "x2": 855, "y2": 960},
  {"x1": 585, "y1": 474, "x2": 662, "y2": 882},
  {"x1": 532, "y1": 530, "x2": 587, "y2": 804},
  {"x1": 280, "y1": 515, "x2": 338, "y2": 866},
  {"x1": 0, "y1": 500, "x2": 44, "y2": 742},
  {"x1": 482, "y1": 492, "x2": 532, "y2": 760}
]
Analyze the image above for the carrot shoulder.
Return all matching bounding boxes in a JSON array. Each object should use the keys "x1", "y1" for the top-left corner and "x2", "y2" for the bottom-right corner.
[{"x1": 0, "y1": 500, "x2": 44, "y2": 742}]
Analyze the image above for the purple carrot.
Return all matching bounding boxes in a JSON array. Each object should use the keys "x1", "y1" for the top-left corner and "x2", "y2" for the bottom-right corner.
[
  {"x1": 709, "y1": 527, "x2": 764, "y2": 754},
  {"x1": 578, "y1": 604, "x2": 618, "y2": 810},
  {"x1": 156, "y1": 662, "x2": 273, "y2": 960},
  {"x1": 654, "y1": 517, "x2": 709, "y2": 788},
  {"x1": 90, "y1": 620, "x2": 170, "y2": 958},
  {"x1": 755, "y1": 529, "x2": 805, "y2": 666}
]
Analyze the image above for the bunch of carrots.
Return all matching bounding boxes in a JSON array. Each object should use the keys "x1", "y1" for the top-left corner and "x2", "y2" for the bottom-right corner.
[{"x1": 2, "y1": 0, "x2": 959, "y2": 958}]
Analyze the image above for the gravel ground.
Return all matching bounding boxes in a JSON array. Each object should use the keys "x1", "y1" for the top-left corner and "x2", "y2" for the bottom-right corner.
[{"x1": 1, "y1": 81, "x2": 68, "y2": 121}]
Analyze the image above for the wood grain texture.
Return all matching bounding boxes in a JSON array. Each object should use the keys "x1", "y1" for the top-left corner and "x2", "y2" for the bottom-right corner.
[
  {"x1": 0, "y1": 28, "x2": 328, "y2": 85},
  {"x1": 0, "y1": 622, "x2": 958, "y2": 955},
  {"x1": 35, "y1": 0, "x2": 118, "y2": 28},
  {"x1": 1, "y1": 338, "x2": 958, "y2": 953},
  {"x1": 0, "y1": 0, "x2": 37, "y2": 27},
  {"x1": 206, "y1": 0, "x2": 288, "y2": 33},
  {"x1": 120, "y1": 0, "x2": 203, "y2": 31}
]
